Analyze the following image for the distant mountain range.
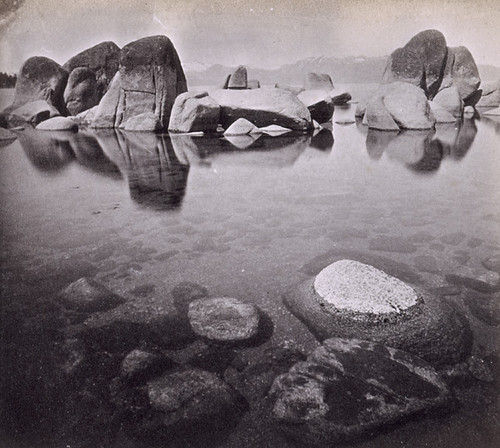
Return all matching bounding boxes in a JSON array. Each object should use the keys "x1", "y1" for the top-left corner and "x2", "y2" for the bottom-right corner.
[{"x1": 184, "y1": 56, "x2": 500, "y2": 87}]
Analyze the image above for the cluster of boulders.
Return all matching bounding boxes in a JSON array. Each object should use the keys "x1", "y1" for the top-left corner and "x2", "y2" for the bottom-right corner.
[{"x1": 356, "y1": 29, "x2": 483, "y2": 131}]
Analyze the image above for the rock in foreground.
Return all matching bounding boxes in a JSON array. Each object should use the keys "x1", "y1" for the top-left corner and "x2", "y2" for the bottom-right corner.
[
  {"x1": 283, "y1": 259, "x2": 472, "y2": 365},
  {"x1": 270, "y1": 338, "x2": 452, "y2": 446}
]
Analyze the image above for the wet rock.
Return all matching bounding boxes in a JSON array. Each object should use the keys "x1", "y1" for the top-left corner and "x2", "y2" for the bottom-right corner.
[
  {"x1": 119, "y1": 349, "x2": 173, "y2": 384},
  {"x1": 63, "y1": 67, "x2": 100, "y2": 115},
  {"x1": 168, "y1": 91, "x2": 220, "y2": 133},
  {"x1": 227, "y1": 65, "x2": 248, "y2": 89},
  {"x1": 2, "y1": 56, "x2": 68, "y2": 117},
  {"x1": 60, "y1": 277, "x2": 126, "y2": 313},
  {"x1": 284, "y1": 260, "x2": 472, "y2": 365},
  {"x1": 297, "y1": 90, "x2": 335, "y2": 123},
  {"x1": 188, "y1": 297, "x2": 261, "y2": 343},
  {"x1": 124, "y1": 367, "x2": 247, "y2": 446},
  {"x1": 382, "y1": 29, "x2": 448, "y2": 98},
  {"x1": 63, "y1": 41, "x2": 120, "y2": 98},
  {"x1": 211, "y1": 87, "x2": 312, "y2": 130},
  {"x1": 482, "y1": 254, "x2": 500, "y2": 272},
  {"x1": 35, "y1": 116, "x2": 78, "y2": 131},
  {"x1": 269, "y1": 338, "x2": 452, "y2": 446},
  {"x1": 224, "y1": 117, "x2": 260, "y2": 136},
  {"x1": 433, "y1": 86, "x2": 464, "y2": 117},
  {"x1": 369, "y1": 235, "x2": 418, "y2": 253},
  {"x1": 304, "y1": 72, "x2": 334, "y2": 91},
  {"x1": 171, "y1": 282, "x2": 209, "y2": 315}
]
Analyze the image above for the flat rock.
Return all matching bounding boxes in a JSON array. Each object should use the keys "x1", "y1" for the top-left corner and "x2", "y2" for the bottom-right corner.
[
  {"x1": 60, "y1": 277, "x2": 126, "y2": 312},
  {"x1": 259, "y1": 124, "x2": 292, "y2": 134},
  {"x1": 36, "y1": 116, "x2": 78, "y2": 131},
  {"x1": 188, "y1": 297, "x2": 261, "y2": 343},
  {"x1": 284, "y1": 260, "x2": 472, "y2": 365},
  {"x1": 224, "y1": 117, "x2": 260, "y2": 136},
  {"x1": 168, "y1": 91, "x2": 220, "y2": 133},
  {"x1": 328, "y1": 89, "x2": 352, "y2": 104},
  {"x1": 270, "y1": 338, "x2": 452, "y2": 446},
  {"x1": 211, "y1": 87, "x2": 312, "y2": 130}
]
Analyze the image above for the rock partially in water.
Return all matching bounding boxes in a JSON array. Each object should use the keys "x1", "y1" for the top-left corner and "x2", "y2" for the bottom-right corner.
[
  {"x1": 297, "y1": 90, "x2": 335, "y2": 123},
  {"x1": 119, "y1": 112, "x2": 162, "y2": 132},
  {"x1": 36, "y1": 116, "x2": 78, "y2": 131},
  {"x1": 171, "y1": 282, "x2": 209, "y2": 314},
  {"x1": 465, "y1": 293, "x2": 500, "y2": 327},
  {"x1": 60, "y1": 277, "x2": 126, "y2": 313},
  {"x1": 269, "y1": 338, "x2": 452, "y2": 446},
  {"x1": 224, "y1": 117, "x2": 261, "y2": 136},
  {"x1": 428, "y1": 100, "x2": 457, "y2": 123},
  {"x1": 188, "y1": 297, "x2": 261, "y2": 344},
  {"x1": 168, "y1": 91, "x2": 220, "y2": 133},
  {"x1": 284, "y1": 260, "x2": 472, "y2": 365},
  {"x1": 8, "y1": 99, "x2": 60, "y2": 126},
  {"x1": 227, "y1": 65, "x2": 248, "y2": 89},
  {"x1": 328, "y1": 88, "x2": 352, "y2": 105},
  {"x1": 433, "y1": 86, "x2": 464, "y2": 117},
  {"x1": 123, "y1": 367, "x2": 247, "y2": 446},
  {"x1": 63, "y1": 67, "x2": 100, "y2": 115}
]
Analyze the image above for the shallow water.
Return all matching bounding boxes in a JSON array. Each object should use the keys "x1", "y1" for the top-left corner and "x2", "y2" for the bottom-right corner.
[{"x1": 1, "y1": 90, "x2": 500, "y2": 447}]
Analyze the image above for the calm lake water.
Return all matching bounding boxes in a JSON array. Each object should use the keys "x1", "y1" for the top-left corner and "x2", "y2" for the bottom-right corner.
[{"x1": 1, "y1": 87, "x2": 499, "y2": 447}]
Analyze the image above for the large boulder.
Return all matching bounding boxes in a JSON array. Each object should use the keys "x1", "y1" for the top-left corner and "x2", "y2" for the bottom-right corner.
[
  {"x1": 210, "y1": 87, "x2": 312, "y2": 130},
  {"x1": 63, "y1": 67, "x2": 100, "y2": 115},
  {"x1": 227, "y1": 65, "x2": 248, "y2": 89},
  {"x1": 168, "y1": 91, "x2": 220, "y2": 133},
  {"x1": 433, "y1": 86, "x2": 464, "y2": 117},
  {"x1": 363, "y1": 82, "x2": 436, "y2": 130},
  {"x1": 2, "y1": 56, "x2": 68, "y2": 117},
  {"x1": 440, "y1": 46, "x2": 481, "y2": 106},
  {"x1": 270, "y1": 338, "x2": 452, "y2": 446},
  {"x1": 382, "y1": 29, "x2": 448, "y2": 99},
  {"x1": 304, "y1": 72, "x2": 334, "y2": 91},
  {"x1": 477, "y1": 78, "x2": 500, "y2": 107},
  {"x1": 91, "y1": 35, "x2": 187, "y2": 131},
  {"x1": 297, "y1": 90, "x2": 335, "y2": 123},
  {"x1": 283, "y1": 259, "x2": 472, "y2": 366},
  {"x1": 63, "y1": 41, "x2": 120, "y2": 98},
  {"x1": 8, "y1": 100, "x2": 60, "y2": 126}
]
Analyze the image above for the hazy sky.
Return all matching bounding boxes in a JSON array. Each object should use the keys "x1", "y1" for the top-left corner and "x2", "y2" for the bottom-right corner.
[{"x1": 1, "y1": 0, "x2": 499, "y2": 73}]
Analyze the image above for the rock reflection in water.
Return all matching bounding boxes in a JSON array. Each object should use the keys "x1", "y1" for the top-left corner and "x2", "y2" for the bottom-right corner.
[
  {"x1": 365, "y1": 118, "x2": 477, "y2": 172},
  {"x1": 310, "y1": 128, "x2": 334, "y2": 151}
]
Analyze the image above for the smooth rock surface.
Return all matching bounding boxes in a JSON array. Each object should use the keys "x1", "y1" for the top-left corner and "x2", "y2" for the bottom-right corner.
[
  {"x1": 428, "y1": 100, "x2": 457, "y2": 122},
  {"x1": 433, "y1": 86, "x2": 464, "y2": 117},
  {"x1": 188, "y1": 297, "x2": 261, "y2": 342},
  {"x1": 168, "y1": 91, "x2": 220, "y2": 133},
  {"x1": 36, "y1": 116, "x2": 78, "y2": 131},
  {"x1": 120, "y1": 349, "x2": 172, "y2": 383},
  {"x1": 270, "y1": 338, "x2": 451, "y2": 446},
  {"x1": 63, "y1": 67, "x2": 100, "y2": 115},
  {"x1": 211, "y1": 87, "x2": 312, "y2": 130},
  {"x1": 304, "y1": 72, "x2": 334, "y2": 91},
  {"x1": 224, "y1": 118, "x2": 260, "y2": 135},
  {"x1": 60, "y1": 277, "x2": 126, "y2": 312}
]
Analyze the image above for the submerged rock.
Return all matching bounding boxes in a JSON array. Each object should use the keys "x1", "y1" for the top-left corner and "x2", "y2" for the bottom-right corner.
[
  {"x1": 188, "y1": 297, "x2": 261, "y2": 343},
  {"x1": 269, "y1": 338, "x2": 452, "y2": 446},
  {"x1": 211, "y1": 87, "x2": 312, "y2": 130},
  {"x1": 168, "y1": 91, "x2": 220, "y2": 133},
  {"x1": 283, "y1": 259, "x2": 472, "y2": 366},
  {"x1": 60, "y1": 277, "x2": 126, "y2": 312},
  {"x1": 119, "y1": 349, "x2": 173, "y2": 384}
]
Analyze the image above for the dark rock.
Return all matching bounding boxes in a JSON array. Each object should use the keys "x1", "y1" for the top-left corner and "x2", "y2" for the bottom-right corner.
[
  {"x1": 297, "y1": 90, "x2": 335, "y2": 123},
  {"x1": 445, "y1": 274, "x2": 498, "y2": 294},
  {"x1": 285, "y1": 260, "x2": 472, "y2": 366},
  {"x1": 227, "y1": 65, "x2": 248, "y2": 89},
  {"x1": 465, "y1": 294, "x2": 500, "y2": 327},
  {"x1": 59, "y1": 277, "x2": 126, "y2": 313},
  {"x1": 328, "y1": 88, "x2": 352, "y2": 104},
  {"x1": 123, "y1": 367, "x2": 247, "y2": 446},
  {"x1": 0, "y1": 127, "x2": 18, "y2": 145},
  {"x1": 8, "y1": 100, "x2": 60, "y2": 125},
  {"x1": 63, "y1": 67, "x2": 100, "y2": 115},
  {"x1": 187, "y1": 297, "x2": 261, "y2": 343},
  {"x1": 171, "y1": 282, "x2": 210, "y2": 314},
  {"x1": 168, "y1": 91, "x2": 220, "y2": 133},
  {"x1": 304, "y1": 72, "x2": 334, "y2": 91},
  {"x1": 269, "y1": 338, "x2": 452, "y2": 446},
  {"x1": 63, "y1": 41, "x2": 120, "y2": 98},
  {"x1": 382, "y1": 29, "x2": 448, "y2": 99},
  {"x1": 211, "y1": 87, "x2": 312, "y2": 130},
  {"x1": 119, "y1": 349, "x2": 173, "y2": 384},
  {"x1": 2, "y1": 56, "x2": 68, "y2": 116}
]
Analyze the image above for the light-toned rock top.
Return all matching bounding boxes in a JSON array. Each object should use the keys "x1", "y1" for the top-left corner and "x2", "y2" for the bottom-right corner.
[{"x1": 314, "y1": 260, "x2": 418, "y2": 314}]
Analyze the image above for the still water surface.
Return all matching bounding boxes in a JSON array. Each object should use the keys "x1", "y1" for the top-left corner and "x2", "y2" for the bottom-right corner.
[{"x1": 1, "y1": 88, "x2": 499, "y2": 447}]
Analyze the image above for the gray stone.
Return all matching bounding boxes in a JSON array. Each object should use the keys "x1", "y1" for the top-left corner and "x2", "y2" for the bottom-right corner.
[
  {"x1": 90, "y1": 72, "x2": 122, "y2": 128},
  {"x1": 171, "y1": 282, "x2": 209, "y2": 315},
  {"x1": 119, "y1": 112, "x2": 162, "y2": 132},
  {"x1": 0, "y1": 127, "x2": 17, "y2": 145},
  {"x1": 428, "y1": 100, "x2": 457, "y2": 122},
  {"x1": 283, "y1": 260, "x2": 472, "y2": 365},
  {"x1": 9, "y1": 100, "x2": 60, "y2": 125},
  {"x1": 270, "y1": 338, "x2": 451, "y2": 446},
  {"x1": 259, "y1": 124, "x2": 292, "y2": 134},
  {"x1": 275, "y1": 84, "x2": 305, "y2": 96},
  {"x1": 63, "y1": 67, "x2": 100, "y2": 115},
  {"x1": 120, "y1": 349, "x2": 172, "y2": 383},
  {"x1": 483, "y1": 106, "x2": 500, "y2": 116},
  {"x1": 304, "y1": 72, "x2": 334, "y2": 91},
  {"x1": 228, "y1": 65, "x2": 248, "y2": 89},
  {"x1": 433, "y1": 86, "x2": 464, "y2": 117},
  {"x1": 362, "y1": 94, "x2": 399, "y2": 131},
  {"x1": 247, "y1": 79, "x2": 260, "y2": 89},
  {"x1": 328, "y1": 89, "x2": 352, "y2": 104},
  {"x1": 60, "y1": 277, "x2": 126, "y2": 312},
  {"x1": 188, "y1": 297, "x2": 261, "y2": 343},
  {"x1": 224, "y1": 117, "x2": 260, "y2": 136},
  {"x1": 168, "y1": 91, "x2": 220, "y2": 133},
  {"x1": 297, "y1": 90, "x2": 335, "y2": 123},
  {"x1": 211, "y1": 87, "x2": 312, "y2": 130},
  {"x1": 477, "y1": 79, "x2": 500, "y2": 107},
  {"x1": 36, "y1": 116, "x2": 78, "y2": 131}
]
